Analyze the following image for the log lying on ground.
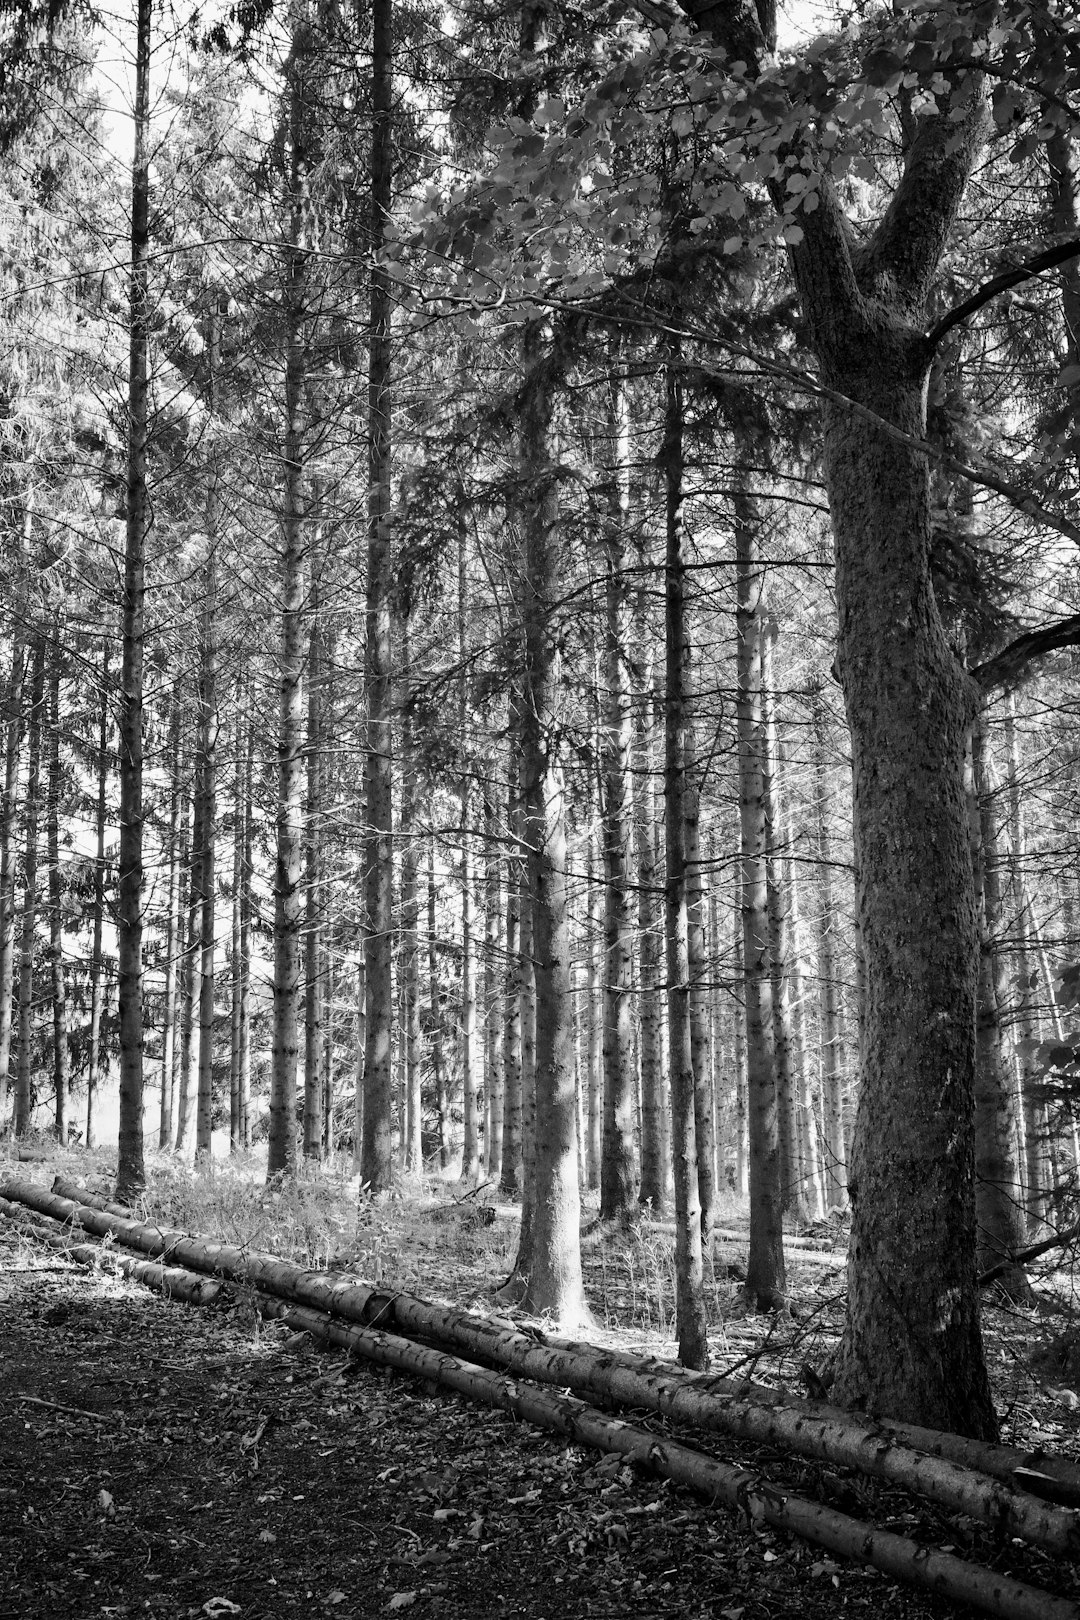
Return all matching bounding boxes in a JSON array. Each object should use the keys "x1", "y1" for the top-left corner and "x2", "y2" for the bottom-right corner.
[
  {"x1": 7, "y1": 1203, "x2": 1075, "y2": 1620},
  {"x1": 0, "y1": 1193, "x2": 231, "y2": 1308},
  {"x1": 46, "y1": 1179, "x2": 1080, "y2": 1514},
  {"x1": 20, "y1": 1178, "x2": 1080, "y2": 1548}
]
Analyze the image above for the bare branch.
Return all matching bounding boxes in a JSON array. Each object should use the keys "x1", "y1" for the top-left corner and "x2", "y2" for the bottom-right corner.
[
  {"x1": 926, "y1": 239, "x2": 1080, "y2": 353},
  {"x1": 971, "y1": 614, "x2": 1080, "y2": 691}
]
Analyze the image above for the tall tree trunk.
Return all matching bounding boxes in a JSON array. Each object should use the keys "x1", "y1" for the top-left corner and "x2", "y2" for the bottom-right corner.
[
  {"x1": 781, "y1": 783, "x2": 824, "y2": 1222},
  {"x1": 686, "y1": 747, "x2": 715, "y2": 1242},
  {"x1": 458, "y1": 521, "x2": 479, "y2": 1183},
  {"x1": 599, "y1": 367, "x2": 637, "y2": 1221},
  {"x1": 116, "y1": 0, "x2": 152, "y2": 1199},
  {"x1": 663, "y1": 352, "x2": 709, "y2": 1367},
  {"x1": 1003, "y1": 700, "x2": 1051, "y2": 1233},
  {"x1": 88, "y1": 649, "x2": 112, "y2": 1152},
  {"x1": 229, "y1": 701, "x2": 244, "y2": 1155},
  {"x1": 174, "y1": 788, "x2": 200, "y2": 1160},
  {"x1": 971, "y1": 709, "x2": 1033, "y2": 1300},
  {"x1": 501, "y1": 326, "x2": 586, "y2": 1324},
  {"x1": 14, "y1": 636, "x2": 45, "y2": 1137},
  {"x1": 46, "y1": 630, "x2": 70, "y2": 1143},
  {"x1": 159, "y1": 701, "x2": 180, "y2": 1151},
  {"x1": 360, "y1": 0, "x2": 395, "y2": 1194},
  {"x1": 734, "y1": 476, "x2": 785, "y2": 1311},
  {"x1": 194, "y1": 541, "x2": 218, "y2": 1163},
  {"x1": 428, "y1": 836, "x2": 448, "y2": 1171},
  {"x1": 761, "y1": 625, "x2": 802, "y2": 1219},
  {"x1": 268, "y1": 32, "x2": 311, "y2": 1181},
  {"x1": 636, "y1": 643, "x2": 665, "y2": 1212},
  {"x1": 732, "y1": 897, "x2": 749, "y2": 1202},
  {"x1": 811, "y1": 681, "x2": 847, "y2": 1210},
  {"x1": 399, "y1": 619, "x2": 422, "y2": 1175},
  {"x1": 304, "y1": 584, "x2": 324, "y2": 1161},
  {"x1": 499, "y1": 766, "x2": 522, "y2": 1193},
  {"x1": 484, "y1": 789, "x2": 505, "y2": 1183},
  {"x1": 585, "y1": 831, "x2": 602, "y2": 1191},
  {"x1": 0, "y1": 601, "x2": 25, "y2": 1126}
]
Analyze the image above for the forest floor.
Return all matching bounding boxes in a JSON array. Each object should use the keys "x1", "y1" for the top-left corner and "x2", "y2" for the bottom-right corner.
[{"x1": 2, "y1": 1145, "x2": 1080, "y2": 1620}]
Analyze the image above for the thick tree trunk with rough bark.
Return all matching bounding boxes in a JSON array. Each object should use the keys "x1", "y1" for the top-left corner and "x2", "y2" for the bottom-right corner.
[
  {"x1": 672, "y1": 0, "x2": 997, "y2": 1438},
  {"x1": 501, "y1": 329, "x2": 587, "y2": 1325}
]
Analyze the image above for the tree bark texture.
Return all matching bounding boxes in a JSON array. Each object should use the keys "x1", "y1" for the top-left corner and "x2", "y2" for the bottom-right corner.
[
  {"x1": 14, "y1": 636, "x2": 44, "y2": 1137},
  {"x1": 734, "y1": 479, "x2": 785, "y2": 1311},
  {"x1": 662, "y1": 355, "x2": 709, "y2": 1368},
  {"x1": 46, "y1": 633, "x2": 69, "y2": 1142},
  {"x1": 116, "y1": 0, "x2": 152, "y2": 1199},
  {"x1": 360, "y1": 0, "x2": 396, "y2": 1194}
]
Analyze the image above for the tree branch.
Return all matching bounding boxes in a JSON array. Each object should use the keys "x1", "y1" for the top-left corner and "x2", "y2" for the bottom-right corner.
[
  {"x1": 971, "y1": 613, "x2": 1080, "y2": 691},
  {"x1": 925, "y1": 239, "x2": 1080, "y2": 354}
]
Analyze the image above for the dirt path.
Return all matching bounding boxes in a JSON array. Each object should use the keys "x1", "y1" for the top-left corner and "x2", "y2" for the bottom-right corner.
[{"x1": 0, "y1": 1220, "x2": 1028, "y2": 1620}]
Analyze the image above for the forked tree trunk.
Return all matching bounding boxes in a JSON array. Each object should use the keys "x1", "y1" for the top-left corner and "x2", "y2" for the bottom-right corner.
[
  {"x1": 14, "y1": 636, "x2": 45, "y2": 1137},
  {"x1": 46, "y1": 634, "x2": 70, "y2": 1143},
  {"x1": 734, "y1": 478, "x2": 785, "y2": 1311},
  {"x1": 116, "y1": 0, "x2": 153, "y2": 1199},
  {"x1": 360, "y1": 0, "x2": 396, "y2": 1193},
  {"x1": 663, "y1": 353, "x2": 708, "y2": 1367},
  {"x1": 671, "y1": 0, "x2": 997, "y2": 1439}
]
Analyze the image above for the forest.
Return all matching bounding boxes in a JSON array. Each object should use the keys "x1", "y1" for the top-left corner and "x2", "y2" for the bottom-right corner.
[{"x1": 0, "y1": 0, "x2": 1078, "y2": 1470}]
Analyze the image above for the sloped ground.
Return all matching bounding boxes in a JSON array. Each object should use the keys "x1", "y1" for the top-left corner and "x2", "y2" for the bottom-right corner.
[{"x1": 2, "y1": 1217, "x2": 1077, "y2": 1620}]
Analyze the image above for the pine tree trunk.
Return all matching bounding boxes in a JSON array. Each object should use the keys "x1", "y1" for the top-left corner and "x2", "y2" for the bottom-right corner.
[
  {"x1": 268, "y1": 33, "x2": 311, "y2": 1181},
  {"x1": 732, "y1": 899, "x2": 749, "y2": 1201},
  {"x1": 194, "y1": 540, "x2": 218, "y2": 1163},
  {"x1": 14, "y1": 637, "x2": 45, "y2": 1137},
  {"x1": 174, "y1": 788, "x2": 200, "y2": 1160},
  {"x1": 781, "y1": 782, "x2": 824, "y2": 1222},
  {"x1": 116, "y1": 0, "x2": 153, "y2": 1199},
  {"x1": 427, "y1": 836, "x2": 447, "y2": 1172},
  {"x1": 0, "y1": 606, "x2": 25, "y2": 1127},
  {"x1": 484, "y1": 790, "x2": 505, "y2": 1183},
  {"x1": 88, "y1": 651, "x2": 112, "y2": 1152},
  {"x1": 46, "y1": 631, "x2": 70, "y2": 1143},
  {"x1": 159, "y1": 702, "x2": 180, "y2": 1151},
  {"x1": 599, "y1": 369, "x2": 636, "y2": 1221},
  {"x1": 686, "y1": 752, "x2": 715, "y2": 1242},
  {"x1": 499, "y1": 768, "x2": 522, "y2": 1194},
  {"x1": 734, "y1": 478, "x2": 785, "y2": 1311},
  {"x1": 399, "y1": 620, "x2": 422, "y2": 1176},
  {"x1": 585, "y1": 832, "x2": 602, "y2": 1190},
  {"x1": 762, "y1": 626, "x2": 801, "y2": 1220},
  {"x1": 971, "y1": 709, "x2": 1032, "y2": 1299},
  {"x1": 663, "y1": 354, "x2": 709, "y2": 1367},
  {"x1": 811, "y1": 682, "x2": 847, "y2": 1210},
  {"x1": 228, "y1": 703, "x2": 244, "y2": 1155},
  {"x1": 360, "y1": 0, "x2": 396, "y2": 1194},
  {"x1": 459, "y1": 524, "x2": 479, "y2": 1183},
  {"x1": 304, "y1": 590, "x2": 323, "y2": 1161},
  {"x1": 503, "y1": 327, "x2": 586, "y2": 1323},
  {"x1": 636, "y1": 642, "x2": 665, "y2": 1212}
]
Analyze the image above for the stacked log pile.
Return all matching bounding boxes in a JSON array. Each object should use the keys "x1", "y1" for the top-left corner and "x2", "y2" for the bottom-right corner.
[{"x1": 2, "y1": 1176, "x2": 1078, "y2": 1620}]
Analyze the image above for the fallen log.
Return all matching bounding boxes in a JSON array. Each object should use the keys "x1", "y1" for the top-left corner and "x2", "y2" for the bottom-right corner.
[
  {"x1": 9, "y1": 1204, "x2": 1075, "y2": 1620},
  {"x1": 21, "y1": 1178, "x2": 1080, "y2": 1548},
  {"x1": 0, "y1": 1193, "x2": 231, "y2": 1309}
]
